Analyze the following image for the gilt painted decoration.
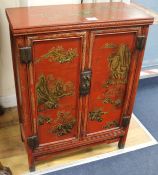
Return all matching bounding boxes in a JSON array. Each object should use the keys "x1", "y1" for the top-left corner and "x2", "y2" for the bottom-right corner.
[
  {"x1": 35, "y1": 46, "x2": 78, "y2": 63},
  {"x1": 38, "y1": 111, "x2": 76, "y2": 136},
  {"x1": 89, "y1": 109, "x2": 108, "y2": 122},
  {"x1": 51, "y1": 111, "x2": 76, "y2": 136},
  {"x1": 36, "y1": 75, "x2": 74, "y2": 110},
  {"x1": 104, "y1": 120, "x2": 119, "y2": 129},
  {"x1": 102, "y1": 44, "x2": 131, "y2": 108},
  {"x1": 38, "y1": 115, "x2": 52, "y2": 125}
]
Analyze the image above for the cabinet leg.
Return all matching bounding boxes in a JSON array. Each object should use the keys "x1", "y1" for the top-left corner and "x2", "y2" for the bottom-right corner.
[
  {"x1": 118, "y1": 141, "x2": 125, "y2": 149},
  {"x1": 118, "y1": 136, "x2": 126, "y2": 149},
  {"x1": 29, "y1": 165, "x2": 35, "y2": 172},
  {"x1": 28, "y1": 152, "x2": 35, "y2": 172}
]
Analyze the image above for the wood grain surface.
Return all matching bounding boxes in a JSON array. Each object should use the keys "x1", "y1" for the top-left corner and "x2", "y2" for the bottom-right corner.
[{"x1": 6, "y1": 2, "x2": 153, "y2": 35}]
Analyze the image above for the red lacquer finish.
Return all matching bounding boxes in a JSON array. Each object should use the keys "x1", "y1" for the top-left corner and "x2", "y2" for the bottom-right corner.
[
  {"x1": 6, "y1": 2, "x2": 153, "y2": 35},
  {"x1": 28, "y1": 32, "x2": 86, "y2": 145},
  {"x1": 6, "y1": 2, "x2": 153, "y2": 171},
  {"x1": 86, "y1": 29, "x2": 138, "y2": 135}
]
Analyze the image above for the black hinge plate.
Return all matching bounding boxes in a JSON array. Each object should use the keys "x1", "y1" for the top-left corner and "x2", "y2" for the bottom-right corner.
[
  {"x1": 136, "y1": 36, "x2": 146, "y2": 51},
  {"x1": 19, "y1": 47, "x2": 32, "y2": 64},
  {"x1": 80, "y1": 69, "x2": 92, "y2": 96},
  {"x1": 122, "y1": 116, "x2": 130, "y2": 128},
  {"x1": 27, "y1": 135, "x2": 39, "y2": 150}
]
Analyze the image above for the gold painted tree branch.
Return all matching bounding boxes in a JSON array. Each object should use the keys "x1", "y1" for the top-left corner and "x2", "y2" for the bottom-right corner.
[{"x1": 36, "y1": 46, "x2": 78, "y2": 63}]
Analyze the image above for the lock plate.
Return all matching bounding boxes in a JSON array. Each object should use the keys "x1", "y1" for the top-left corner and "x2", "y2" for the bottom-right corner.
[{"x1": 80, "y1": 69, "x2": 92, "y2": 96}]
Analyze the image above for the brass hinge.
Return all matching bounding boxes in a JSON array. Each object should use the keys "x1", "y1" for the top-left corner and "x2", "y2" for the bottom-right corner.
[
  {"x1": 80, "y1": 69, "x2": 92, "y2": 96},
  {"x1": 27, "y1": 135, "x2": 39, "y2": 150},
  {"x1": 122, "y1": 116, "x2": 130, "y2": 128},
  {"x1": 136, "y1": 35, "x2": 146, "y2": 51},
  {"x1": 19, "y1": 47, "x2": 32, "y2": 64}
]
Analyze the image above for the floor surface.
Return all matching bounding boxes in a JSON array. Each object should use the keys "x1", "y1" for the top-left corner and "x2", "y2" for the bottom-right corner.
[{"x1": 0, "y1": 108, "x2": 155, "y2": 175}]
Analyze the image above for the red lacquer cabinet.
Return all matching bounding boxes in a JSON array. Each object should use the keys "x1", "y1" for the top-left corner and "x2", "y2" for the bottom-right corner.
[{"x1": 6, "y1": 2, "x2": 153, "y2": 171}]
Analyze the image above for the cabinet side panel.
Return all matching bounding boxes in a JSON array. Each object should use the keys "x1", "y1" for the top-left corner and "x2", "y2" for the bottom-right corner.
[
  {"x1": 10, "y1": 34, "x2": 35, "y2": 169},
  {"x1": 9, "y1": 30, "x2": 22, "y2": 123},
  {"x1": 13, "y1": 36, "x2": 33, "y2": 137},
  {"x1": 118, "y1": 26, "x2": 150, "y2": 148}
]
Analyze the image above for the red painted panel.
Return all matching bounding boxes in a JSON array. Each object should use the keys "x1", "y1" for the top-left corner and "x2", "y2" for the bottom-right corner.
[
  {"x1": 29, "y1": 35, "x2": 84, "y2": 144},
  {"x1": 87, "y1": 32, "x2": 136, "y2": 134}
]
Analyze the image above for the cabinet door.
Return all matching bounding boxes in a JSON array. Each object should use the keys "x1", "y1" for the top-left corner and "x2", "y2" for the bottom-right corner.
[
  {"x1": 85, "y1": 28, "x2": 141, "y2": 137},
  {"x1": 27, "y1": 32, "x2": 86, "y2": 145}
]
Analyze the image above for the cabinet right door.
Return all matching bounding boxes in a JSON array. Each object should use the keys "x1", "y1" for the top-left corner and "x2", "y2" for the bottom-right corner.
[{"x1": 85, "y1": 27, "x2": 142, "y2": 137}]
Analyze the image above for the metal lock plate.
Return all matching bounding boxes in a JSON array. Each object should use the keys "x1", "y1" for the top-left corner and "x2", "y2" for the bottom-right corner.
[{"x1": 80, "y1": 69, "x2": 92, "y2": 96}]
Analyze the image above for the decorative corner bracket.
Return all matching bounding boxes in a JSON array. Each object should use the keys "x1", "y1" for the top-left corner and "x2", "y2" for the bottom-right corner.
[
  {"x1": 19, "y1": 47, "x2": 32, "y2": 64},
  {"x1": 136, "y1": 35, "x2": 146, "y2": 50},
  {"x1": 27, "y1": 135, "x2": 39, "y2": 150}
]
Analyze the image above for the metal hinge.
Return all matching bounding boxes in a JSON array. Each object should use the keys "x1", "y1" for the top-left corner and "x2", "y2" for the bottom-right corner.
[
  {"x1": 27, "y1": 135, "x2": 39, "y2": 150},
  {"x1": 80, "y1": 69, "x2": 92, "y2": 96},
  {"x1": 122, "y1": 116, "x2": 130, "y2": 128},
  {"x1": 19, "y1": 47, "x2": 32, "y2": 64},
  {"x1": 136, "y1": 35, "x2": 146, "y2": 51}
]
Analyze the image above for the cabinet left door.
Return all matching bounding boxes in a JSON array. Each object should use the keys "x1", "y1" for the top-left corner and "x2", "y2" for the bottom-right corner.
[{"x1": 25, "y1": 32, "x2": 87, "y2": 146}]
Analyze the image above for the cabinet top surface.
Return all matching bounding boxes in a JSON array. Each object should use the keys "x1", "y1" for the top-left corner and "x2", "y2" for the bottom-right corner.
[{"x1": 6, "y1": 2, "x2": 153, "y2": 34}]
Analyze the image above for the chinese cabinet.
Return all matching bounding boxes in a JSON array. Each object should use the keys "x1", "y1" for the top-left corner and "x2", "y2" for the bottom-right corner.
[{"x1": 6, "y1": 2, "x2": 153, "y2": 171}]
